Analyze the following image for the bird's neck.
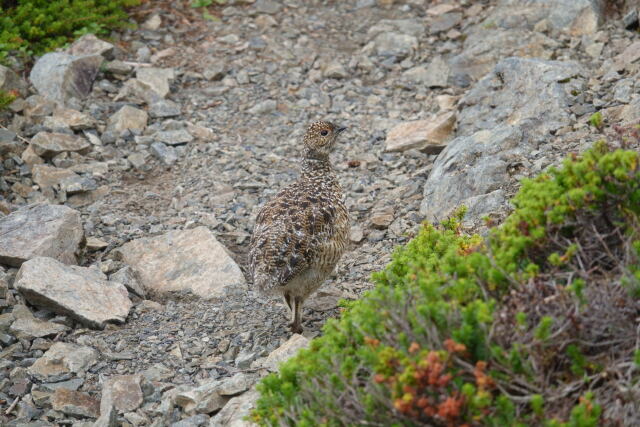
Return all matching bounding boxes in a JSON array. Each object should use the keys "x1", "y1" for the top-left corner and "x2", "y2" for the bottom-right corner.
[{"x1": 301, "y1": 150, "x2": 332, "y2": 176}]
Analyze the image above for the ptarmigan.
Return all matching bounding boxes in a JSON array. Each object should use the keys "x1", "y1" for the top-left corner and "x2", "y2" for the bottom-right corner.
[{"x1": 248, "y1": 120, "x2": 349, "y2": 333}]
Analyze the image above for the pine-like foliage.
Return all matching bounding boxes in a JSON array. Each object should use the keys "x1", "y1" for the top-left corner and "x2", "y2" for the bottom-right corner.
[{"x1": 0, "y1": 0, "x2": 140, "y2": 61}]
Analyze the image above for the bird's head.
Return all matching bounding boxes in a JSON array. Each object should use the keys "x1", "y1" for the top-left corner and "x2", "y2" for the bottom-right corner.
[{"x1": 303, "y1": 120, "x2": 347, "y2": 159}]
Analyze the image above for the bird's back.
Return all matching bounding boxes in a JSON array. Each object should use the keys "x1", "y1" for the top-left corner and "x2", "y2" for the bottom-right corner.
[{"x1": 248, "y1": 170, "x2": 348, "y2": 295}]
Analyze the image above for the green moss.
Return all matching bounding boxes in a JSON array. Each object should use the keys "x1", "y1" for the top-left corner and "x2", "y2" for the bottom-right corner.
[
  {"x1": 252, "y1": 142, "x2": 640, "y2": 426},
  {"x1": 0, "y1": 0, "x2": 140, "y2": 61}
]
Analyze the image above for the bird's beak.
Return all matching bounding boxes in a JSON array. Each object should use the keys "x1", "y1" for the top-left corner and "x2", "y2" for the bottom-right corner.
[{"x1": 337, "y1": 127, "x2": 347, "y2": 133}]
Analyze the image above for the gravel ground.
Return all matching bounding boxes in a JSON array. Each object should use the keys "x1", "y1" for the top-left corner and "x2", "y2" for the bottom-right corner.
[{"x1": 78, "y1": 0, "x2": 441, "y2": 382}]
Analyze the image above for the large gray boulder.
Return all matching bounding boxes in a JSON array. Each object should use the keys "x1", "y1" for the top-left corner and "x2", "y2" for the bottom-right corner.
[
  {"x1": 115, "y1": 226, "x2": 246, "y2": 299},
  {"x1": 29, "y1": 52, "x2": 103, "y2": 105},
  {"x1": 15, "y1": 257, "x2": 132, "y2": 329},
  {"x1": 421, "y1": 58, "x2": 585, "y2": 223},
  {"x1": 0, "y1": 203, "x2": 84, "y2": 267},
  {"x1": 420, "y1": 125, "x2": 522, "y2": 222},
  {"x1": 484, "y1": 0, "x2": 603, "y2": 35},
  {"x1": 458, "y1": 57, "x2": 585, "y2": 136},
  {"x1": 449, "y1": 29, "x2": 558, "y2": 84}
]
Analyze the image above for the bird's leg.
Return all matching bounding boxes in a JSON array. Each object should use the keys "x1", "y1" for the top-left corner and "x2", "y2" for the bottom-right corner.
[
  {"x1": 283, "y1": 293, "x2": 293, "y2": 312},
  {"x1": 283, "y1": 293, "x2": 297, "y2": 326},
  {"x1": 290, "y1": 296, "x2": 304, "y2": 334}
]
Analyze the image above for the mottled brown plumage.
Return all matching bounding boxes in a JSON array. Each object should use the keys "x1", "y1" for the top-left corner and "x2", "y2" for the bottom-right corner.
[{"x1": 248, "y1": 120, "x2": 349, "y2": 333}]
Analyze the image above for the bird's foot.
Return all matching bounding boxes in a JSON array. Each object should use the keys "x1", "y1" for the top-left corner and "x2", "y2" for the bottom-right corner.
[{"x1": 289, "y1": 322, "x2": 303, "y2": 334}]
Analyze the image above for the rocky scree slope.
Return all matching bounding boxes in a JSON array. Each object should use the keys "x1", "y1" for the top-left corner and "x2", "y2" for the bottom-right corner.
[{"x1": 0, "y1": 0, "x2": 639, "y2": 425}]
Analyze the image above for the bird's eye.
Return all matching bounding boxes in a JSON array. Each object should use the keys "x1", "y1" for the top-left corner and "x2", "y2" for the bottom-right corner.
[{"x1": 320, "y1": 130, "x2": 329, "y2": 136}]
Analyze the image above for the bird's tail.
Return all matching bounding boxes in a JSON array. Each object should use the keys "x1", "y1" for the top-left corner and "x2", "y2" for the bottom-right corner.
[{"x1": 251, "y1": 270, "x2": 276, "y2": 294}]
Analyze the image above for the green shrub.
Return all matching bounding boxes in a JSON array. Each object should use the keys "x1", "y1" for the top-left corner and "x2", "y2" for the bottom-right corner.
[
  {"x1": 253, "y1": 142, "x2": 640, "y2": 426},
  {"x1": 0, "y1": 0, "x2": 140, "y2": 61},
  {"x1": 588, "y1": 111, "x2": 603, "y2": 129}
]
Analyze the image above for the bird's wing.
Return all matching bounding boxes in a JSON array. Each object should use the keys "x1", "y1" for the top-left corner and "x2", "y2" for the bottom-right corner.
[{"x1": 248, "y1": 183, "x2": 342, "y2": 290}]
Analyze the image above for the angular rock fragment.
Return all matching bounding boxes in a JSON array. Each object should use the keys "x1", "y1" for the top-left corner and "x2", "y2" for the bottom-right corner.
[
  {"x1": 52, "y1": 108, "x2": 96, "y2": 130},
  {"x1": 254, "y1": 0, "x2": 282, "y2": 14},
  {"x1": 323, "y1": 60, "x2": 348, "y2": 79},
  {"x1": 29, "y1": 52, "x2": 103, "y2": 105},
  {"x1": 94, "y1": 403, "x2": 119, "y2": 427},
  {"x1": 150, "y1": 142, "x2": 178, "y2": 166},
  {"x1": 30, "y1": 131, "x2": 91, "y2": 158},
  {"x1": 405, "y1": 56, "x2": 450, "y2": 87},
  {"x1": 0, "y1": 64, "x2": 27, "y2": 95},
  {"x1": 372, "y1": 32, "x2": 418, "y2": 59},
  {"x1": 51, "y1": 388, "x2": 100, "y2": 418},
  {"x1": 67, "y1": 34, "x2": 114, "y2": 58},
  {"x1": 23, "y1": 94, "x2": 56, "y2": 117},
  {"x1": 611, "y1": 40, "x2": 640, "y2": 72},
  {"x1": 136, "y1": 67, "x2": 175, "y2": 98},
  {"x1": 154, "y1": 129, "x2": 193, "y2": 146},
  {"x1": 28, "y1": 342, "x2": 98, "y2": 382},
  {"x1": 110, "y1": 266, "x2": 146, "y2": 298},
  {"x1": 150, "y1": 99, "x2": 181, "y2": 118},
  {"x1": 100, "y1": 374, "x2": 144, "y2": 414},
  {"x1": 217, "y1": 373, "x2": 255, "y2": 397},
  {"x1": 262, "y1": 334, "x2": 309, "y2": 371},
  {"x1": 623, "y1": 9, "x2": 639, "y2": 31},
  {"x1": 59, "y1": 174, "x2": 98, "y2": 195},
  {"x1": 9, "y1": 304, "x2": 69, "y2": 339},
  {"x1": 210, "y1": 387, "x2": 260, "y2": 427},
  {"x1": 115, "y1": 227, "x2": 246, "y2": 299},
  {"x1": 32, "y1": 164, "x2": 76, "y2": 189},
  {"x1": 15, "y1": 257, "x2": 132, "y2": 329},
  {"x1": 66, "y1": 185, "x2": 110, "y2": 208},
  {"x1": 429, "y1": 12, "x2": 463, "y2": 34},
  {"x1": 385, "y1": 112, "x2": 456, "y2": 153},
  {"x1": 0, "y1": 203, "x2": 83, "y2": 267},
  {"x1": 247, "y1": 100, "x2": 276, "y2": 115},
  {"x1": 175, "y1": 381, "x2": 229, "y2": 415},
  {"x1": 86, "y1": 237, "x2": 108, "y2": 251},
  {"x1": 107, "y1": 105, "x2": 148, "y2": 134}
]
